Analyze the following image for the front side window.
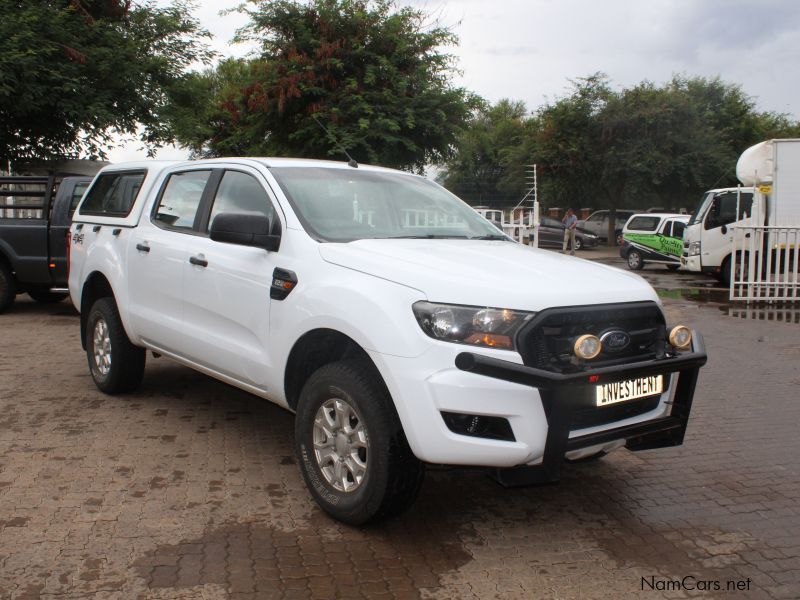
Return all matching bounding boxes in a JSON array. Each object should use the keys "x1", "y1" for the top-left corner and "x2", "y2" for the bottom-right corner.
[
  {"x1": 80, "y1": 171, "x2": 145, "y2": 217},
  {"x1": 705, "y1": 192, "x2": 753, "y2": 230},
  {"x1": 208, "y1": 171, "x2": 275, "y2": 231},
  {"x1": 627, "y1": 216, "x2": 660, "y2": 231},
  {"x1": 270, "y1": 167, "x2": 503, "y2": 242},
  {"x1": 672, "y1": 221, "x2": 686, "y2": 239},
  {"x1": 153, "y1": 170, "x2": 212, "y2": 230}
]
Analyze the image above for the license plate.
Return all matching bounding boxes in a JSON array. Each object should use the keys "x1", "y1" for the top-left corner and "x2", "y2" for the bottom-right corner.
[{"x1": 596, "y1": 375, "x2": 664, "y2": 406}]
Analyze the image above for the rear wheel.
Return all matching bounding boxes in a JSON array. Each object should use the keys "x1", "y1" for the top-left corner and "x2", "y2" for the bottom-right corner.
[
  {"x1": 626, "y1": 250, "x2": 644, "y2": 270},
  {"x1": 0, "y1": 261, "x2": 15, "y2": 314},
  {"x1": 28, "y1": 290, "x2": 68, "y2": 303},
  {"x1": 573, "y1": 237, "x2": 583, "y2": 251},
  {"x1": 85, "y1": 298, "x2": 146, "y2": 394},
  {"x1": 294, "y1": 360, "x2": 424, "y2": 525}
]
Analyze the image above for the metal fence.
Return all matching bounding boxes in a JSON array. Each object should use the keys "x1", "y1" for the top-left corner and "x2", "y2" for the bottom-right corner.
[
  {"x1": 730, "y1": 225, "x2": 800, "y2": 302},
  {"x1": 473, "y1": 208, "x2": 534, "y2": 244}
]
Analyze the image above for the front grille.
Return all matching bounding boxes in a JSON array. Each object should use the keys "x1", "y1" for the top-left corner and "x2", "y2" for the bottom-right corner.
[{"x1": 516, "y1": 302, "x2": 666, "y2": 373}]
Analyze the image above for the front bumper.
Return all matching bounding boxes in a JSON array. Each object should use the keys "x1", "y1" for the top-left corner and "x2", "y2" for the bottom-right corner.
[{"x1": 454, "y1": 331, "x2": 707, "y2": 486}]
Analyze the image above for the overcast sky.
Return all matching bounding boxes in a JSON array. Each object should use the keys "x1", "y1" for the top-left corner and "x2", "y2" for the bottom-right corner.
[{"x1": 108, "y1": 0, "x2": 800, "y2": 162}]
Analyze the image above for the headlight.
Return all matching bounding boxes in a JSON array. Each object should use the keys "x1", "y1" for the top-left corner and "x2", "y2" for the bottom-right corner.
[
  {"x1": 687, "y1": 241, "x2": 701, "y2": 256},
  {"x1": 412, "y1": 301, "x2": 534, "y2": 350}
]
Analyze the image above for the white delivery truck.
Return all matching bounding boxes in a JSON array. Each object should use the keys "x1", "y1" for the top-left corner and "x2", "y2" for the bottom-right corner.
[{"x1": 682, "y1": 139, "x2": 800, "y2": 286}]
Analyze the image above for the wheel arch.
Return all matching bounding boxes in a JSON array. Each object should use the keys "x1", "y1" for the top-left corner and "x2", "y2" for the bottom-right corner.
[{"x1": 284, "y1": 328, "x2": 388, "y2": 412}]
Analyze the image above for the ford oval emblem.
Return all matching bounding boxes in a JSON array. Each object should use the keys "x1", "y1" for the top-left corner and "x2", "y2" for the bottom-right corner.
[{"x1": 600, "y1": 330, "x2": 631, "y2": 353}]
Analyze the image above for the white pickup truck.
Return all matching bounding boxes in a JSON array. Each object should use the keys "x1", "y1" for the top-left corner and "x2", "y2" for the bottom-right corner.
[{"x1": 68, "y1": 158, "x2": 707, "y2": 524}]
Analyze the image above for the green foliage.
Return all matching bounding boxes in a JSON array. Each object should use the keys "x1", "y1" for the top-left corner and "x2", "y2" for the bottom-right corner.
[
  {"x1": 167, "y1": 0, "x2": 476, "y2": 171},
  {"x1": 0, "y1": 0, "x2": 211, "y2": 165},
  {"x1": 440, "y1": 99, "x2": 528, "y2": 206},
  {"x1": 441, "y1": 74, "x2": 800, "y2": 216}
]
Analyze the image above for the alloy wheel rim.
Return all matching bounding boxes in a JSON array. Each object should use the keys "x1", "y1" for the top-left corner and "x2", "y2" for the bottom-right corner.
[
  {"x1": 92, "y1": 318, "x2": 112, "y2": 377},
  {"x1": 312, "y1": 398, "x2": 369, "y2": 492},
  {"x1": 629, "y1": 253, "x2": 640, "y2": 268}
]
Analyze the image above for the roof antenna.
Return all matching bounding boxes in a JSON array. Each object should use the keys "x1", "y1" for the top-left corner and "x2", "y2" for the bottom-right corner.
[{"x1": 312, "y1": 115, "x2": 358, "y2": 168}]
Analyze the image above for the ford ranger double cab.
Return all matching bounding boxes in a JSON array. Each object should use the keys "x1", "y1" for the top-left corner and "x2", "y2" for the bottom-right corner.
[{"x1": 69, "y1": 158, "x2": 707, "y2": 525}]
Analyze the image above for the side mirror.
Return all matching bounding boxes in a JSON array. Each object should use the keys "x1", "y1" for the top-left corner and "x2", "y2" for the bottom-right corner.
[
  {"x1": 209, "y1": 212, "x2": 281, "y2": 252},
  {"x1": 721, "y1": 224, "x2": 728, "y2": 235}
]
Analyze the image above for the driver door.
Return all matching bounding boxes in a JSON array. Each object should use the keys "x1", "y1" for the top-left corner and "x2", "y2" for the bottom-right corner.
[
  {"x1": 700, "y1": 191, "x2": 753, "y2": 269},
  {"x1": 180, "y1": 168, "x2": 280, "y2": 390}
]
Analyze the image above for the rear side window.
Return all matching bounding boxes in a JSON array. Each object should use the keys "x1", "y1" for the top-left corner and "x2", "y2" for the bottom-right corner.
[
  {"x1": 627, "y1": 216, "x2": 660, "y2": 231},
  {"x1": 80, "y1": 171, "x2": 145, "y2": 217},
  {"x1": 153, "y1": 170, "x2": 212, "y2": 230}
]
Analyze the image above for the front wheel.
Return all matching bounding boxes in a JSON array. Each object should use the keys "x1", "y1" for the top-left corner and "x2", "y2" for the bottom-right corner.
[
  {"x1": 85, "y1": 298, "x2": 146, "y2": 394},
  {"x1": 294, "y1": 360, "x2": 424, "y2": 525},
  {"x1": 573, "y1": 237, "x2": 583, "y2": 251},
  {"x1": 627, "y1": 249, "x2": 644, "y2": 270}
]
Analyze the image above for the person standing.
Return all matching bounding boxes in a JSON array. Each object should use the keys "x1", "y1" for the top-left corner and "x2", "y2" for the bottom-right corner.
[{"x1": 562, "y1": 208, "x2": 578, "y2": 255}]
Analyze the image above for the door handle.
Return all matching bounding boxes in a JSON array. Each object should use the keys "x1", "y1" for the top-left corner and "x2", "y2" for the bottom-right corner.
[
  {"x1": 189, "y1": 255, "x2": 208, "y2": 268},
  {"x1": 136, "y1": 243, "x2": 150, "y2": 253}
]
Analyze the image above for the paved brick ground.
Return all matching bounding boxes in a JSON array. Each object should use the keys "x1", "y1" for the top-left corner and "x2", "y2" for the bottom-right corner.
[{"x1": 1, "y1": 278, "x2": 799, "y2": 599}]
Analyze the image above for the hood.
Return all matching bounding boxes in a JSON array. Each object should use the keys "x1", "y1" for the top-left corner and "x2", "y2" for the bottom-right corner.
[{"x1": 319, "y1": 239, "x2": 659, "y2": 311}]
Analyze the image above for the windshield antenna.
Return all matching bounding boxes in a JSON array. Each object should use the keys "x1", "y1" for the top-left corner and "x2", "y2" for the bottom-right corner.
[{"x1": 312, "y1": 115, "x2": 358, "y2": 168}]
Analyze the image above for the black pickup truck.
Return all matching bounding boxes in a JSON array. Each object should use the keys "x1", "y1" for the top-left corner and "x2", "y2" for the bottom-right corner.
[{"x1": 0, "y1": 176, "x2": 91, "y2": 313}]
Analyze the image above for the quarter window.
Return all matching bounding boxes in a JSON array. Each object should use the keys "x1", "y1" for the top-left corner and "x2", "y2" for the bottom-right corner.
[
  {"x1": 80, "y1": 171, "x2": 145, "y2": 217},
  {"x1": 208, "y1": 171, "x2": 275, "y2": 231},
  {"x1": 154, "y1": 170, "x2": 212, "y2": 230}
]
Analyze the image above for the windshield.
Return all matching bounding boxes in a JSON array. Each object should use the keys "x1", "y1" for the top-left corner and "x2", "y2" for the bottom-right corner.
[
  {"x1": 688, "y1": 192, "x2": 713, "y2": 226},
  {"x1": 269, "y1": 167, "x2": 506, "y2": 242}
]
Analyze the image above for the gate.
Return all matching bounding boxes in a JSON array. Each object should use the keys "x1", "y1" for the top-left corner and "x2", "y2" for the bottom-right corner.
[
  {"x1": 474, "y1": 208, "x2": 533, "y2": 244},
  {"x1": 730, "y1": 225, "x2": 800, "y2": 302}
]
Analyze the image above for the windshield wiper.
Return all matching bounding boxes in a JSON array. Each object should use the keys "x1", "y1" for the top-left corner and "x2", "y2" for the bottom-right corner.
[{"x1": 467, "y1": 234, "x2": 508, "y2": 240}]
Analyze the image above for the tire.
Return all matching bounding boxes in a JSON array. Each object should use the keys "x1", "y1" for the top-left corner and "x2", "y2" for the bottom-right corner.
[
  {"x1": 85, "y1": 297, "x2": 146, "y2": 394},
  {"x1": 0, "y1": 261, "x2": 16, "y2": 314},
  {"x1": 666, "y1": 264, "x2": 680, "y2": 272},
  {"x1": 626, "y1": 249, "x2": 644, "y2": 270},
  {"x1": 294, "y1": 360, "x2": 424, "y2": 525},
  {"x1": 28, "y1": 290, "x2": 68, "y2": 303},
  {"x1": 719, "y1": 255, "x2": 747, "y2": 288},
  {"x1": 573, "y1": 237, "x2": 583, "y2": 251}
]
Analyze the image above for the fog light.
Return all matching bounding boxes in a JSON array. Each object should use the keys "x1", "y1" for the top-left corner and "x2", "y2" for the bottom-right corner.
[
  {"x1": 574, "y1": 334, "x2": 601, "y2": 359},
  {"x1": 669, "y1": 325, "x2": 692, "y2": 350}
]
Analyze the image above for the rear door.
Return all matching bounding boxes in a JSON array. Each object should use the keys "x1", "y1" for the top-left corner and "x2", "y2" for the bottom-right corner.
[
  {"x1": 180, "y1": 167, "x2": 281, "y2": 389},
  {"x1": 127, "y1": 169, "x2": 214, "y2": 352}
]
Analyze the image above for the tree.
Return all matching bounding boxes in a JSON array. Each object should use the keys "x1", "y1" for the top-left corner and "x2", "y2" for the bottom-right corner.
[
  {"x1": 0, "y1": 0, "x2": 211, "y2": 166},
  {"x1": 167, "y1": 0, "x2": 476, "y2": 171},
  {"x1": 439, "y1": 99, "x2": 528, "y2": 207}
]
